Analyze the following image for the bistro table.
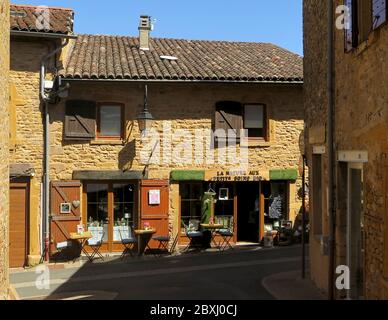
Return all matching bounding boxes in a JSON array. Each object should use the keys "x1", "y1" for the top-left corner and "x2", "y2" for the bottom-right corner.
[
  {"x1": 134, "y1": 229, "x2": 156, "y2": 256},
  {"x1": 200, "y1": 224, "x2": 224, "y2": 250},
  {"x1": 70, "y1": 231, "x2": 93, "y2": 261}
]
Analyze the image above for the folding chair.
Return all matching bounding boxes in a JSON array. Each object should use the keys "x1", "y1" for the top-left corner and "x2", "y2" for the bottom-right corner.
[
  {"x1": 217, "y1": 217, "x2": 234, "y2": 251},
  {"x1": 152, "y1": 235, "x2": 170, "y2": 256},
  {"x1": 183, "y1": 220, "x2": 203, "y2": 252},
  {"x1": 152, "y1": 232, "x2": 179, "y2": 257},
  {"x1": 87, "y1": 232, "x2": 105, "y2": 262},
  {"x1": 119, "y1": 228, "x2": 137, "y2": 260}
]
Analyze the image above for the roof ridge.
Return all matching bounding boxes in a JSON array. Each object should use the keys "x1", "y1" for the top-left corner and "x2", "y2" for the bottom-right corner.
[
  {"x1": 75, "y1": 33, "x2": 273, "y2": 46},
  {"x1": 10, "y1": 4, "x2": 74, "y2": 12}
]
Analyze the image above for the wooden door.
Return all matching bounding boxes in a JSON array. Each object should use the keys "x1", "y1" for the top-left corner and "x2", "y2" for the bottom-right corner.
[
  {"x1": 9, "y1": 181, "x2": 29, "y2": 268},
  {"x1": 50, "y1": 181, "x2": 82, "y2": 254},
  {"x1": 140, "y1": 180, "x2": 169, "y2": 249}
]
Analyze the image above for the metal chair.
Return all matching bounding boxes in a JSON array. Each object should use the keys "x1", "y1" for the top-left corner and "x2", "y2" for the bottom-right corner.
[
  {"x1": 217, "y1": 216, "x2": 234, "y2": 251},
  {"x1": 119, "y1": 228, "x2": 137, "y2": 260},
  {"x1": 87, "y1": 232, "x2": 105, "y2": 262},
  {"x1": 152, "y1": 232, "x2": 180, "y2": 257},
  {"x1": 183, "y1": 220, "x2": 203, "y2": 252}
]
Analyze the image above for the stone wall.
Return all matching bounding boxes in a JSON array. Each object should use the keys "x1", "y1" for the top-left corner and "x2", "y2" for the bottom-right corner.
[
  {"x1": 50, "y1": 82, "x2": 304, "y2": 179},
  {"x1": 304, "y1": 0, "x2": 388, "y2": 299},
  {"x1": 0, "y1": 0, "x2": 10, "y2": 300},
  {"x1": 333, "y1": 0, "x2": 388, "y2": 299},
  {"x1": 303, "y1": 0, "x2": 330, "y2": 294},
  {"x1": 9, "y1": 37, "x2": 59, "y2": 265}
]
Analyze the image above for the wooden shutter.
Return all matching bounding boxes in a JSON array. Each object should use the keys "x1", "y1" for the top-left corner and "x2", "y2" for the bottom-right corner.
[
  {"x1": 215, "y1": 101, "x2": 243, "y2": 139},
  {"x1": 65, "y1": 100, "x2": 96, "y2": 140},
  {"x1": 373, "y1": 0, "x2": 387, "y2": 29},
  {"x1": 50, "y1": 181, "x2": 82, "y2": 254}
]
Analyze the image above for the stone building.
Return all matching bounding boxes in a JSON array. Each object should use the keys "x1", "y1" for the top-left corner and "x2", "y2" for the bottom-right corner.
[
  {"x1": 0, "y1": 0, "x2": 10, "y2": 300},
  {"x1": 304, "y1": 0, "x2": 388, "y2": 299},
  {"x1": 8, "y1": 4, "x2": 304, "y2": 263},
  {"x1": 9, "y1": 4, "x2": 75, "y2": 266}
]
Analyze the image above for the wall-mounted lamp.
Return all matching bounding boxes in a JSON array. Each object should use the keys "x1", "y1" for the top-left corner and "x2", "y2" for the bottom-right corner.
[{"x1": 137, "y1": 84, "x2": 154, "y2": 133}]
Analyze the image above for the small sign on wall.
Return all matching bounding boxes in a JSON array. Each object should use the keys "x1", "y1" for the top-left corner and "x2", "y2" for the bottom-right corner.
[{"x1": 148, "y1": 190, "x2": 161, "y2": 205}]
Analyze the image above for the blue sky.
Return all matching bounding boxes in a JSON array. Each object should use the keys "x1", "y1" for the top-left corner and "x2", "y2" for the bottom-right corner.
[{"x1": 11, "y1": 0, "x2": 303, "y2": 55}]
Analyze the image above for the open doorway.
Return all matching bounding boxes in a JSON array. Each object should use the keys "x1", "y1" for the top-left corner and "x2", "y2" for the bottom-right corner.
[{"x1": 237, "y1": 183, "x2": 261, "y2": 243}]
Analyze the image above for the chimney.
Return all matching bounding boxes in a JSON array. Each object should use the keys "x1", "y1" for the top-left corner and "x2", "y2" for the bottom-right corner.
[{"x1": 139, "y1": 15, "x2": 152, "y2": 51}]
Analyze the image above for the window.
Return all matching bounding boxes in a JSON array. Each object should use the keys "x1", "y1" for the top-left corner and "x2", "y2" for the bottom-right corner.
[
  {"x1": 345, "y1": 0, "x2": 386, "y2": 51},
  {"x1": 244, "y1": 104, "x2": 267, "y2": 139},
  {"x1": 312, "y1": 154, "x2": 323, "y2": 235},
  {"x1": 97, "y1": 104, "x2": 124, "y2": 139},
  {"x1": 263, "y1": 181, "x2": 288, "y2": 231},
  {"x1": 180, "y1": 182, "x2": 204, "y2": 234}
]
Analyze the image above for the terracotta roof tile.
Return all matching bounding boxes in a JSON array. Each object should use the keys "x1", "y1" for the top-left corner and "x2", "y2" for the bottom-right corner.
[
  {"x1": 10, "y1": 4, "x2": 73, "y2": 34},
  {"x1": 61, "y1": 35, "x2": 303, "y2": 83}
]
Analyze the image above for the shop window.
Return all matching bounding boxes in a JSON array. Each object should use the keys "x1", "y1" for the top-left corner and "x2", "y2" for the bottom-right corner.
[
  {"x1": 312, "y1": 154, "x2": 323, "y2": 235},
  {"x1": 244, "y1": 104, "x2": 267, "y2": 139},
  {"x1": 180, "y1": 182, "x2": 204, "y2": 234},
  {"x1": 263, "y1": 182, "x2": 288, "y2": 231},
  {"x1": 113, "y1": 183, "x2": 135, "y2": 241},
  {"x1": 86, "y1": 184, "x2": 109, "y2": 242},
  {"x1": 97, "y1": 104, "x2": 124, "y2": 140},
  {"x1": 85, "y1": 183, "x2": 136, "y2": 243}
]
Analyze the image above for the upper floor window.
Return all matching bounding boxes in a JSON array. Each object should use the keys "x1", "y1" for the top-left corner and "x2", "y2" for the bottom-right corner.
[
  {"x1": 214, "y1": 101, "x2": 268, "y2": 141},
  {"x1": 345, "y1": 0, "x2": 387, "y2": 52},
  {"x1": 97, "y1": 104, "x2": 124, "y2": 139},
  {"x1": 244, "y1": 104, "x2": 267, "y2": 139},
  {"x1": 64, "y1": 100, "x2": 124, "y2": 141}
]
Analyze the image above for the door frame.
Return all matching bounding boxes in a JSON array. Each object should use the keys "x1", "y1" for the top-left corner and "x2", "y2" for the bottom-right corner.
[
  {"x1": 346, "y1": 162, "x2": 365, "y2": 299},
  {"x1": 82, "y1": 180, "x2": 139, "y2": 252},
  {"x1": 9, "y1": 178, "x2": 30, "y2": 268}
]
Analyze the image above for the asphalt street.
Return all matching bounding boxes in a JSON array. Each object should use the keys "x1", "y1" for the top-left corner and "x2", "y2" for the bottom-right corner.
[{"x1": 10, "y1": 245, "x2": 304, "y2": 300}]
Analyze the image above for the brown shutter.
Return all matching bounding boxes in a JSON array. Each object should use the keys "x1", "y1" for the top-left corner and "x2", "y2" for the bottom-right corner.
[
  {"x1": 215, "y1": 101, "x2": 243, "y2": 140},
  {"x1": 50, "y1": 181, "x2": 82, "y2": 255},
  {"x1": 373, "y1": 0, "x2": 387, "y2": 29},
  {"x1": 65, "y1": 100, "x2": 96, "y2": 140}
]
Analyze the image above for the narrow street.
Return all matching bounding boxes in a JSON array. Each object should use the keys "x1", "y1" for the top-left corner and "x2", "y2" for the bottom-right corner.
[{"x1": 11, "y1": 246, "x2": 306, "y2": 300}]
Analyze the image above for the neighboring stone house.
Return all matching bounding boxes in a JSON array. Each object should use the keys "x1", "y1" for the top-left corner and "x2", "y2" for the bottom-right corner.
[
  {"x1": 304, "y1": 0, "x2": 388, "y2": 299},
  {"x1": 0, "y1": 0, "x2": 10, "y2": 300},
  {"x1": 9, "y1": 4, "x2": 304, "y2": 264},
  {"x1": 9, "y1": 4, "x2": 75, "y2": 267}
]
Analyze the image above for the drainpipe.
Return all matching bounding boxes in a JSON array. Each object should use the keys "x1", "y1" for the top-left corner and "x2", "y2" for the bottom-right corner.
[
  {"x1": 40, "y1": 38, "x2": 70, "y2": 262},
  {"x1": 327, "y1": 0, "x2": 336, "y2": 300}
]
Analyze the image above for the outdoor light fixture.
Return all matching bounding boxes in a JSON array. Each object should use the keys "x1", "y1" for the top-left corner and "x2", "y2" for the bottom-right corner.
[{"x1": 137, "y1": 84, "x2": 154, "y2": 133}]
